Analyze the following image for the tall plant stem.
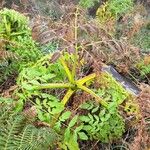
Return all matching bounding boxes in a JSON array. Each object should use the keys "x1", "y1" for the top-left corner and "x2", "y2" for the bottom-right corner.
[{"x1": 72, "y1": 7, "x2": 79, "y2": 79}]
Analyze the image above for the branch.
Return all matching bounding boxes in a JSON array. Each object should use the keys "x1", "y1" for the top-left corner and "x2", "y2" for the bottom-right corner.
[
  {"x1": 77, "y1": 84, "x2": 108, "y2": 108},
  {"x1": 34, "y1": 83, "x2": 73, "y2": 90}
]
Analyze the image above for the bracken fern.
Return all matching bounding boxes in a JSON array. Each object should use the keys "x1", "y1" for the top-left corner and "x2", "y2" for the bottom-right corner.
[{"x1": 0, "y1": 103, "x2": 58, "y2": 150}]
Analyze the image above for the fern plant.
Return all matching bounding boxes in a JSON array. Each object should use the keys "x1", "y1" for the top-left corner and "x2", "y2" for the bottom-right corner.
[
  {"x1": 0, "y1": 8, "x2": 30, "y2": 40},
  {"x1": 0, "y1": 103, "x2": 58, "y2": 150},
  {"x1": 0, "y1": 40, "x2": 18, "y2": 65},
  {"x1": 0, "y1": 8, "x2": 43, "y2": 83}
]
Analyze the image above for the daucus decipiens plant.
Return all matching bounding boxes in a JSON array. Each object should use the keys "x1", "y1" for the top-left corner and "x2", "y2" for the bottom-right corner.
[
  {"x1": 15, "y1": 7, "x2": 139, "y2": 149},
  {"x1": 17, "y1": 7, "x2": 108, "y2": 115}
]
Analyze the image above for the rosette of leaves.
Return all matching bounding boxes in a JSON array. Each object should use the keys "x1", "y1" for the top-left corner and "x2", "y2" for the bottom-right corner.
[
  {"x1": 15, "y1": 7, "x2": 139, "y2": 149},
  {"x1": 15, "y1": 53, "x2": 136, "y2": 144}
]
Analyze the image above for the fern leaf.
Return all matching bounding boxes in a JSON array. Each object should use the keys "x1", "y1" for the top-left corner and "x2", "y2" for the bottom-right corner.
[{"x1": 0, "y1": 104, "x2": 58, "y2": 150}]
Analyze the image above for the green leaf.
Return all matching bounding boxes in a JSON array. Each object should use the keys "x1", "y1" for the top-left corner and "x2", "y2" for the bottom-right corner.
[
  {"x1": 88, "y1": 102, "x2": 94, "y2": 110},
  {"x1": 99, "y1": 109, "x2": 106, "y2": 117},
  {"x1": 78, "y1": 132, "x2": 88, "y2": 140},
  {"x1": 74, "y1": 125, "x2": 83, "y2": 133},
  {"x1": 105, "y1": 113, "x2": 111, "y2": 121},
  {"x1": 93, "y1": 115, "x2": 99, "y2": 126},
  {"x1": 88, "y1": 113, "x2": 94, "y2": 124},
  {"x1": 43, "y1": 99, "x2": 48, "y2": 108},
  {"x1": 41, "y1": 93, "x2": 50, "y2": 98},
  {"x1": 68, "y1": 115, "x2": 78, "y2": 128},
  {"x1": 64, "y1": 128, "x2": 71, "y2": 142},
  {"x1": 60, "y1": 111, "x2": 71, "y2": 122},
  {"x1": 22, "y1": 82, "x2": 34, "y2": 90},
  {"x1": 51, "y1": 106, "x2": 64, "y2": 114},
  {"x1": 83, "y1": 125, "x2": 92, "y2": 131},
  {"x1": 37, "y1": 110, "x2": 45, "y2": 121},
  {"x1": 36, "y1": 99, "x2": 41, "y2": 106},
  {"x1": 42, "y1": 74, "x2": 56, "y2": 80},
  {"x1": 91, "y1": 106, "x2": 99, "y2": 113},
  {"x1": 54, "y1": 121, "x2": 61, "y2": 132},
  {"x1": 66, "y1": 139, "x2": 80, "y2": 150},
  {"x1": 79, "y1": 116, "x2": 90, "y2": 122},
  {"x1": 28, "y1": 80, "x2": 40, "y2": 85},
  {"x1": 80, "y1": 102, "x2": 90, "y2": 109}
]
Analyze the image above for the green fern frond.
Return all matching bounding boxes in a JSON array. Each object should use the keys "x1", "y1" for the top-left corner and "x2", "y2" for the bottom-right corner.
[
  {"x1": 0, "y1": 104, "x2": 58, "y2": 150},
  {"x1": 14, "y1": 125, "x2": 57, "y2": 150}
]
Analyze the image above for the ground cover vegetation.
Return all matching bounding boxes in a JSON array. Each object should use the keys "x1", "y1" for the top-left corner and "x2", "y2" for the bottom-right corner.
[{"x1": 0, "y1": 0, "x2": 149, "y2": 149}]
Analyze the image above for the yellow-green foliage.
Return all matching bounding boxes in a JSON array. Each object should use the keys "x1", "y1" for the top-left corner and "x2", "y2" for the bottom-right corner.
[
  {"x1": 0, "y1": 8, "x2": 30, "y2": 40},
  {"x1": 97, "y1": 72, "x2": 139, "y2": 117},
  {"x1": 96, "y1": 2, "x2": 114, "y2": 24},
  {"x1": 137, "y1": 60, "x2": 150, "y2": 78},
  {"x1": 16, "y1": 57, "x2": 139, "y2": 144},
  {"x1": 96, "y1": 0, "x2": 133, "y2": 24},
  {"x1": 0, "y1": 9, "x2": 42, "y2": 83},
  {"x1": 97, "y1": 72, "x2": 129, "y2": 104}
]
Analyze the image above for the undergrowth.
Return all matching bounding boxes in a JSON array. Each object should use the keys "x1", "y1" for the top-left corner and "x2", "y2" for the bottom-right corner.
[
  {"x1": 0, "y1": 1, "x2": 149, "y2": 150},
  {"x1": 0, "y1": 101, "x2": 58, "y2": 150},
  {"x1": 131, "y1": 26, "x2": 150, "y2": 52},
  {"x1": 15, "y1": 50, "x2": 139, "y2": 149}
]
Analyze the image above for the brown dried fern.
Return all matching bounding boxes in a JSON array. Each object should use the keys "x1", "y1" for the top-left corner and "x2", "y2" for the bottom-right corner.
[
  {"x1": 31, "y1": 5, "x2": 141, "y2": 76},
  {"x1": 0, "y1": 39, "x2": 18, "y2": 63},
  {"x1": 130, "y1": 84, "x2": 150, "y2": 150}
]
